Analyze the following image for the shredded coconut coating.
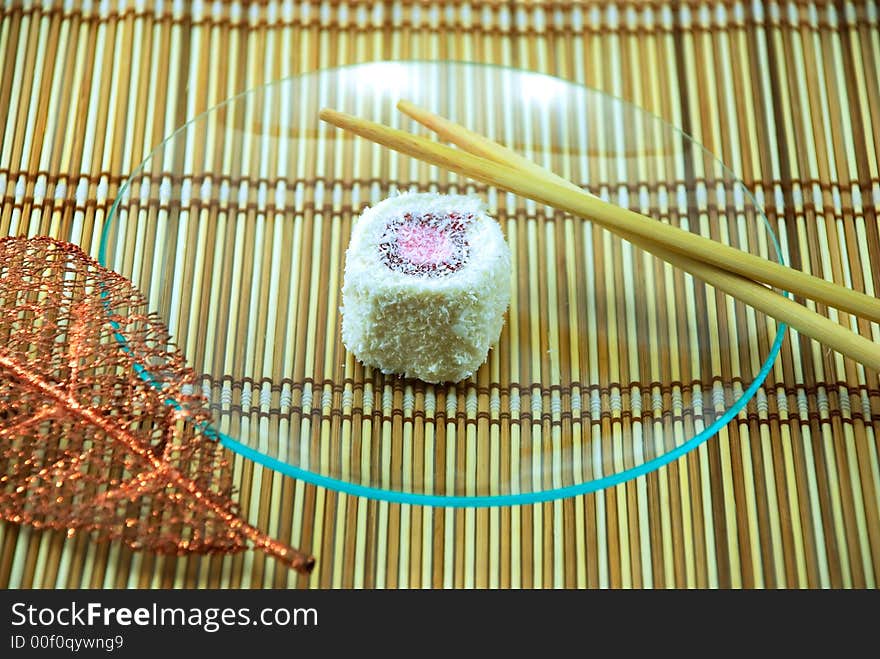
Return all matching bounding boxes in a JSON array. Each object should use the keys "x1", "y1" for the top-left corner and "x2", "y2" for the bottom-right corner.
[{"x1": 341, "y1": 192, "x2": 512, "y2": 383}]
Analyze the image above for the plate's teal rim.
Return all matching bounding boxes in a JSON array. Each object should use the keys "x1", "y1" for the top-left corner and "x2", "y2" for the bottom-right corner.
[{"x1": 98, "y1": 60, "x2": 787, "y2": 508}]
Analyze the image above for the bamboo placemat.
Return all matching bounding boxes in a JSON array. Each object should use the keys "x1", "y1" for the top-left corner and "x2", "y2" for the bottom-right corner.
[{"x1": 1, "y1": 0, "x2": 878, "y2": 589}]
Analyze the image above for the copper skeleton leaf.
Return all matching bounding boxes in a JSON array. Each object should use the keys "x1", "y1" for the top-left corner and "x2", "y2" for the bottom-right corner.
[{"x1": 0, "y1": 237, "x2": 314, "y2": 574}]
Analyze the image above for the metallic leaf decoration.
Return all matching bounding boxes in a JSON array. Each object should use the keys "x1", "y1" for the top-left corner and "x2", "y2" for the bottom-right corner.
[{"x1": 0, "y1": 237, "x2": 314, "y2": 575}]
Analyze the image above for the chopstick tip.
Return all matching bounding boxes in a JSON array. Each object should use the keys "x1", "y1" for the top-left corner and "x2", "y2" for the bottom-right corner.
[{"x1": 319, "y1": 107, "x2": 355, "y2": 129}]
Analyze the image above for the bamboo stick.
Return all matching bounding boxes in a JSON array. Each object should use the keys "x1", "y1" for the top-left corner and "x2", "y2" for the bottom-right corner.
[{"x1": 318, "y1": 106, "x2": 880, "y2": 372}]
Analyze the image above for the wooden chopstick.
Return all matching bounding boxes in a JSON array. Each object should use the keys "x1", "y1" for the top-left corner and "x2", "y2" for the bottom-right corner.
[{"x1": 318, "y1": 106, "x2": 880, "y2": 371}]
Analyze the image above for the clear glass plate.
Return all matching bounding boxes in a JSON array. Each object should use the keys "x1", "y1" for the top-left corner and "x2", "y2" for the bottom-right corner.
[{"x1": 99, "y1": 62, "x2": 785, "y2": 507}]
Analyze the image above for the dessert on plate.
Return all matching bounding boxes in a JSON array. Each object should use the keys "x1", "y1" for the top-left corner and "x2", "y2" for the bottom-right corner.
[{"x1": 341, "y1": 191, "x2": 511, "y2": 383}]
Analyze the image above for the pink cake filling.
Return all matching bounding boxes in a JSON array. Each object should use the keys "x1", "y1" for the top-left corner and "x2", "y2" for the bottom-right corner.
[
  {"x1": 378, "y1": 212, "x2": 472, "y2": 277},
  {"x1": 396, "y1": 223, "x2": 455, "y2": 266}
]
